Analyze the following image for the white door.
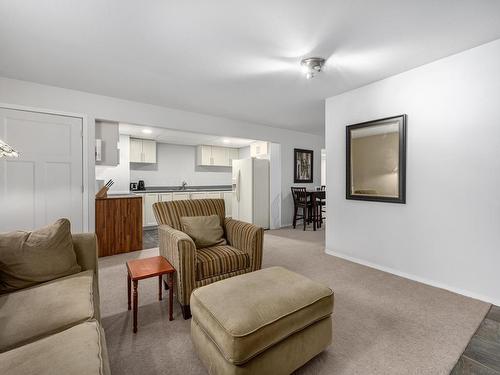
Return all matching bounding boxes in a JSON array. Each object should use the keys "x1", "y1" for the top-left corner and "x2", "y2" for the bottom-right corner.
[{"x1": 0, "y1": 108, "x2": 83, "y2": 232}]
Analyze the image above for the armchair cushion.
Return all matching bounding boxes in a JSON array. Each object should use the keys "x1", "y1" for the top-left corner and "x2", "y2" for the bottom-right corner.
[
  {"x1": 181, "y1": 215, "x2": 226, "y2": 249},
  {"x1": 153, "y1": 199, "x2": 225, "y2": 231},
  {"x1": 196, "y1": 245, "x2": 250, "y2": 281}
]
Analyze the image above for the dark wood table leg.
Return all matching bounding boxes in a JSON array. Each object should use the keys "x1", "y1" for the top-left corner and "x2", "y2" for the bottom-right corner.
[
  {"x1": 168, "y1": 273, "x2": 174, "y2": 321},
  {"x1": 127, "y1": 274, "x2": 131, "y2": 310},
  {"x1": 133, "y1": 280, "x2": 138, "y2": 333},
  {"x1": 158, "y1": 275, "x2": 162, "y2": 301}
]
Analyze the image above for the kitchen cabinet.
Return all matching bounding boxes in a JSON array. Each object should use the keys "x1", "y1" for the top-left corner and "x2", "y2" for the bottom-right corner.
[
  {"x1": 159, "y1": 193, "x2": 173, "y2": 202},
  {"x1": 211, "y1": 147, "x2": 227, "y2": 166},
  {"x1": 172, "y1": 192, "x2": 190, "y2": 201},
  {"x1": 190, "y1": 192, "x2": 208, "y2": 200},
  {"x1": 196, "y1": 145, "x2": 239, "y2": 167},
  {"x1": 143, "y1": 193, "x2": 159, "y2": 226},
  {"x1": 138, "y1": 190, "x2": 233, "y2": 227},
  {"x1": 95, "y1": 121, "x2": 119, "y2": 166},
  {"x1": 223, "y1": 192, "x2": 233, "y2": 217},
  {"x1": 130, "y1": 138, "x2": 157, "y2": 163},
  {"x1": 206, "y1": 192, "x2": 222, "y2": 199},
  {"x1": 250, "y1": 141, "x2": 269, "y2": 158}
]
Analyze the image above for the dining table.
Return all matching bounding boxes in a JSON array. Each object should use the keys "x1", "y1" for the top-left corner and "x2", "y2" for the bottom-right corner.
[{"x1": 305, "y1": 189, "x2": 325, "y2": 231}]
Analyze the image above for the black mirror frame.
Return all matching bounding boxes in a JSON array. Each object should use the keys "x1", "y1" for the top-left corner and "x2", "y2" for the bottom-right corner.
[{"x1": 346, "y1": 114, "x2": 407, "y2": 204}]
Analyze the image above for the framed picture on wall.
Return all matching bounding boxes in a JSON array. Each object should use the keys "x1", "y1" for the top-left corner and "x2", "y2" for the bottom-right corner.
[{"x1": 294, "y1": 148, "x2": 313, "y2": 183}]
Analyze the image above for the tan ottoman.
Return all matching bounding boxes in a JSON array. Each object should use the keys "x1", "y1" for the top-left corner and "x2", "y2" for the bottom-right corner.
[{"x1": 190, "y1": 266, "x2": 334, "y2": 375}]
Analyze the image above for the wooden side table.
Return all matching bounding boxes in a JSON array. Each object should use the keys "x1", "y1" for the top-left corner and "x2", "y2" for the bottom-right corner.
[{"x1": 126, "y1": 256, "x2": 175, "y2": 333}]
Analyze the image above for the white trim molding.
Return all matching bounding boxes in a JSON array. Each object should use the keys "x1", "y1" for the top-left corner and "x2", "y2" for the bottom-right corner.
[{"x1": 325, "y1": 249, "x2": 500, "y2": 307}]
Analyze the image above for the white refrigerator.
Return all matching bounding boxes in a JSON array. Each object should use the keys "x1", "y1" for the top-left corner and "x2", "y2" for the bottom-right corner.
[{"x1": 232, "y1": 158, "x2": 270, "y2": 229}]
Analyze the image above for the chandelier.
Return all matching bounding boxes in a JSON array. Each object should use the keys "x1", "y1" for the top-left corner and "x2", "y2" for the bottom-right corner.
[{"x1": 0, "y1": 138, "x2": 20, "y2": 158}]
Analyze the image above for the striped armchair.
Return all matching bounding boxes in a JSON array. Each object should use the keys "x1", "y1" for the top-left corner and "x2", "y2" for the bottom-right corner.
[{"x1": 153, "y1": 199, "x2": 264, "y2": 319}]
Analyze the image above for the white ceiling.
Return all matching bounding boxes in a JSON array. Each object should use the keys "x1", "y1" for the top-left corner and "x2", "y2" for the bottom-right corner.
[
  {"x1": 119, "y1": 123, "x2": 256, "y2": 148},
  {"x1": 1, "y1": 1, "x2": 500, "y2": 135}
]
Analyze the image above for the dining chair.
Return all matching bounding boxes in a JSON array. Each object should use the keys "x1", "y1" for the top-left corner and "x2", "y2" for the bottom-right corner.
[
  {"x1": 291, "y1": 187, "x2": 313, "y2": 231},
  {"x1": 316, "y1": 186, "x2": 326, "y2": 228}
]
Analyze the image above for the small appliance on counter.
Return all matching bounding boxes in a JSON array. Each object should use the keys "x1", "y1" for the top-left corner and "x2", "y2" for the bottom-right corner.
[
  {"x1": 137, "y1": 180, "x2": 145, "y2": 191},
  {"x1": 130, "y1": 182, "x2": 138, "y2": 191}
]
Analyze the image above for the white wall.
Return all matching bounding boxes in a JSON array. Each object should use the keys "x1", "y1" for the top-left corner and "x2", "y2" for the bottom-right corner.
[
  {"x1": 95, "y1": 134, "x2": 130, "y2": 194},
  {"x1": 239, "y1": 146, "x2": 251, "y2": 159},
  {"x1": 325, "y1": 39, "x2": 500, "y2": 305},
  {"x1": 0, "y1": 76, "x2": 323, "y2": 230},
  {"x1": 130, "y1": 142, "x2": 232, "y2": 187}
]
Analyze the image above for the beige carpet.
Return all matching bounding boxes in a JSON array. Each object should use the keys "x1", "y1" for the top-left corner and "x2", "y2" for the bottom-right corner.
[{"x1": 99, "y1": 227, "x2": 489, "y2": 375}]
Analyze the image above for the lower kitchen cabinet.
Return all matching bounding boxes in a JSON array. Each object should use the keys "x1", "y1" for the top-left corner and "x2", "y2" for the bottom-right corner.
[
  {"x1": 190, "y1": 192, "x2": 209, "y2": 200},
  {"x1": 172, "y1": 192, "x2": 190, "y2": 200},
  {"x1": 138, "y1": 190, "x2": 234, "y2": 228},
  {"x1": 222, "y1": 192, "x2": 233, "y2": 217},
  {"x1": 144, "y1": 193, "x2": 159, "y2": 226}
]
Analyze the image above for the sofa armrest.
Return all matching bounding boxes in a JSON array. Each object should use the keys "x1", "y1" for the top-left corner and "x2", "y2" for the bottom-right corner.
[
  {"x1": 158, "y1": 224, "x2": 197, "y2": 306},
  {"x1": 224, "y1": 219, "x2": 264, "y2": 271},
  {"x1": 72, "y1": 233, "x2": 98, "y2": 275}
]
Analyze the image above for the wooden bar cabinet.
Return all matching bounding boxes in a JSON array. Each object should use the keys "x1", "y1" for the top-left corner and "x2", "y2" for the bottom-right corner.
[{"x1": 95, "y1": 195, "x2": 143, "y2": 257}]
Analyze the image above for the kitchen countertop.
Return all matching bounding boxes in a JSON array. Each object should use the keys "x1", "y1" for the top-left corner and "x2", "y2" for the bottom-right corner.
[
  {"x1": 130, "y1": 185, "x2": 232, "y2": 194},
  {"x1": 97, "y1": 194, "x2": 142, "y2": 199}
]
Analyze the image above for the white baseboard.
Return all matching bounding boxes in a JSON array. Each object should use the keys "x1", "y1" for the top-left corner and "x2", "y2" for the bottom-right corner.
[{"x1": 325, "y1": 249, "x2": 500, "y2": 307}]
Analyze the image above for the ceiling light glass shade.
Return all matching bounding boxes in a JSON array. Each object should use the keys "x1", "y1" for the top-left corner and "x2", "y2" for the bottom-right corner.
[
  {"x1": 0, "y1": 138, "x2": 20, "y2": 158},
  {"x1": 300, "y1": 57, "x2": 326, "y2": 79}
]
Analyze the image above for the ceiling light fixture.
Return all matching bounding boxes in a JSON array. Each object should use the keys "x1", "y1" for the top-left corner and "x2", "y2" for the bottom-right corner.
[
  {"x1": 0, "y1": 138, "x2": 20, "y2": 158},
  {"x1": 222, "y1": 139, "x2": 231, "y2": 144},
  {"x1": 142, "y1": 129, "x2": 153, "y2": 134},
  {"x1": 300, "y1": 57, "x2": 326, "y2": 79}
]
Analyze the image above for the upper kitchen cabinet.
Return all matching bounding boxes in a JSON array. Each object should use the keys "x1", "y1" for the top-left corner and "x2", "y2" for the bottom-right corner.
[
  {"x1": 196, "y1": 145, "x2": 239, "y2": 167},
  {"x1": 130, "y1": 138, "x2": 157, "y2": 163},
  {"x1": 95, "y1": 121, "x2": 119, "y2": 166},
  {"x1": 250, "y1": 141, "x2": 269, "y2": 158}
]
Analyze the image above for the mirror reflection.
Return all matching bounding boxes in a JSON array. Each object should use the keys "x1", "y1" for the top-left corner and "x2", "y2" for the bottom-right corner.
[{"x1": 347, "y1": 115, "x2": 406, "y2": 203}]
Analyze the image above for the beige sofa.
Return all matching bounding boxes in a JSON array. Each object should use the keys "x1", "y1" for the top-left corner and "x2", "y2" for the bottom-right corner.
[{"x1": 0, "y1": 233, "x2": 111, "y2": 375}]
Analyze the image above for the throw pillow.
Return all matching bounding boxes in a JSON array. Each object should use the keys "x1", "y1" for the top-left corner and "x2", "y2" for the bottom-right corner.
[
  {"x1": 0, "y1": 218, "x2": 82, "y2": 294},
  {"x1": 180, "y1": 215, "x2": 226, "y2": 249}
]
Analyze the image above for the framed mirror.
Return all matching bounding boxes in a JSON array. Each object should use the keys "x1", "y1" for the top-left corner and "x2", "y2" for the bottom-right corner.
[{"x1": 346, "y1": 114, "x2": 407, "y2": 203}]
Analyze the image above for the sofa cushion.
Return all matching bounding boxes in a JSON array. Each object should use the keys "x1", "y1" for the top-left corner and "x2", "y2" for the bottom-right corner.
[
  {"x1": 196, "y1": 245, "x2": 250, "y2": 280},
  {"x1": 181, "y1": 215, "x2": 227, "y2": 249},
  {"x1": 0, "y1": 320, "x2": 110, "y2": 375},
  {"x1": 190, "y1": 266, "x2": 334, "y2": 365},
  {"x1": 0, "y1": 218, "x2": 81, "y2": 293},
  {"x1": 0, "y1": 270, "x2": 95, "y2": 352}
]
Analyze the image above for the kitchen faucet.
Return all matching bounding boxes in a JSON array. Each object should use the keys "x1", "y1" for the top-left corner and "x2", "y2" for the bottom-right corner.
[{"x1": 181, "y1": 180, "x2": 188, "y2": 190}]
